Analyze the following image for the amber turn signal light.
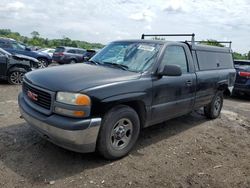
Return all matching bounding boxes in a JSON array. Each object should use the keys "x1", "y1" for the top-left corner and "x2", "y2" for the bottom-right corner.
[{"x1": 75, "y1": 95, "x2": 91, "y2": 106}]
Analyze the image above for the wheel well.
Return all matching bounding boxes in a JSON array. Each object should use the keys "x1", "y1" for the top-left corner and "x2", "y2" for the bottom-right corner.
[
  {"x1": 223, "y1": 88, "x2": 231, "y2": 97},
  {"x1": 217, "y1": 84, "x2": 229, "y2": 97},
  {"x1": 123, "y1": 101, "x2": 146, "y2": 128},
  {"x1": 218, "y1": 84, "x2": 228, "y2": 91},
  {"x1": 7, "y1": 65, "x2": 30, "y2": 74},
  {"x1": 37, "y1": 57, "x2": 48, "y2": 61},
  {"x1": 97, "y1": 100, "x2": 146, "y2": 129}
]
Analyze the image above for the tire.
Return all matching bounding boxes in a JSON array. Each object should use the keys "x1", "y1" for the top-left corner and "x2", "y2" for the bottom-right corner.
[
  {"x1": 37, "y1": 58, "x2": 48, "y2": 68},
  {"x1": 69, "y1": 59, "x2": 77, "y2": 64},
  {"x1": 97, "y1": 105, "x2": 140, "y2": 160},
  {"x1": 8, "y1": 69, "x2": 27, "y2": 85},
  {"x1": 204, "y1": 92, "x2": 223, "y2": 119}
]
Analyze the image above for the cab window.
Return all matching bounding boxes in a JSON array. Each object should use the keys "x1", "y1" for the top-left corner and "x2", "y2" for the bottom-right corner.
[{"x1": 161, "y1": 46, "x2": 188, "y2": 73}]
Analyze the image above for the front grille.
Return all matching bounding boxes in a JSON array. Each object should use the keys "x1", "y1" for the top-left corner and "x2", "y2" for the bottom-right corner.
[{"x1": 23, "y1": 82, "x2": 52, "y2": 110}]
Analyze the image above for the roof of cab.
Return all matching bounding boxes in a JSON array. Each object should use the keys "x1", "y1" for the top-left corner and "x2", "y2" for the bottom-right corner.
[
  {"x1": 112, "y1": 39, "x2": 167, "y2": 44},
  {"x1": 112, "y1": 39, "x2": 232, "y2": 53}
]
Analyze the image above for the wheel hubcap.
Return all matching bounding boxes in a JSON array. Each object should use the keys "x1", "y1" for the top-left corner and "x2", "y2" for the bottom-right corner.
[
  {"x1": 10, "y1": 71, "x2": 24, "y2": 84},
  {"x1": 38, "y1": 60, "x2": 47, "y2": 68},
  {"x1": 111, "y1": 118, "x2": 133, "y2": 150},
  {"x1": 214, "y1": 96, "x2": 221, "y2": 115}
]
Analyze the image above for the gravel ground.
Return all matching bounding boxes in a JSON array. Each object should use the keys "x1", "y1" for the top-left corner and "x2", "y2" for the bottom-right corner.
[{"x1": 0, "y1": 81, "x2": 249, "y2": 188}]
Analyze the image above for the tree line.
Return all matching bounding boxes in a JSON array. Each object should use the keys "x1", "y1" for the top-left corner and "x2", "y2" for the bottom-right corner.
[
  {"x1": 0, "y1": 29, "x2": 104, "y2": 50},
  {"x1": 200, "y1": 40, "x2": 250, "y2": 60},
  {"x1": 1, "y1": 29, "x2": 249, "y2": 60}
]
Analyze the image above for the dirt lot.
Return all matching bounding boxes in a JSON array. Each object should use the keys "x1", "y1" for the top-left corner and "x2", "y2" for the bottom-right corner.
[{"x1": 0, "y1": 82, "x2": 249, "y2": 188}]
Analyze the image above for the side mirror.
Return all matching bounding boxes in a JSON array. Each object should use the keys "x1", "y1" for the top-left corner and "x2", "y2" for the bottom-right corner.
[{"x1": 158, "y1": 64, "x2": 182, "y2": 76}]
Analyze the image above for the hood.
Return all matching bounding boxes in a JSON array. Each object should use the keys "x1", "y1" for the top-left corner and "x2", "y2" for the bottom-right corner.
[
  {"x1": 12, "y1": 54, "x2": 39, "y2": 62},
  {"x1": 24, "y1": 64, "x2": 141, "y2": 92},
  {"x1": 34, "y1": 50, "x2": 52, "y2": 59},
  {"x1": 36, "y1": 51, "x2": 49, "y2": 56}
]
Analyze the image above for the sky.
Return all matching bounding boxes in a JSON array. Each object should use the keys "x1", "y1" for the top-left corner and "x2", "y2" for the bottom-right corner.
[{"x1": 0, "y1": 0, "x2": 249, "y2": 53}]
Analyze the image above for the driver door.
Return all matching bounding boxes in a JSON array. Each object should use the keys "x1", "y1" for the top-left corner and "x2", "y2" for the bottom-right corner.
[{"x1": 151, "y1": 45, "x2": 196, "y2": 124}]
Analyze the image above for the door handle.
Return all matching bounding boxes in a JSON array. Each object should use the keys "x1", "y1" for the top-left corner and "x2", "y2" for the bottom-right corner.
[{"x1": 186, "y1": 80, "x2": 192, "y2": 86}]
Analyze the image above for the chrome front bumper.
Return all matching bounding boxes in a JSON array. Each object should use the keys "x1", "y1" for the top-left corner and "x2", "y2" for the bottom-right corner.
[{"x1": 19, "y1": 93, "x2": 102, "y2": 153}]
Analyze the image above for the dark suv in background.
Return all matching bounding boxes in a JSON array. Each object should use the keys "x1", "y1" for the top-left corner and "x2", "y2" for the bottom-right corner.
[
  {"x1": 0, "y1": 37, "x2": 52, "y2": 68},
  {"x1": 52, "y1": 46, "x2": 86, "y2": 64},
  {"x1": 233, "y1": 60, "x2": 250, "y2": 96}
]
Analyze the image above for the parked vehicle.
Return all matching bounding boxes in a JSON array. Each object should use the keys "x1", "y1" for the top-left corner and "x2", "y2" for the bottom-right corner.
[
  {"x1": 0, "y1": 48, "x2": 38, "y2": 84},
  {"x1": 18, "y1": 34, "x2": 236, "y2": 159},
  {"x1": 38, "y1": 48, "x2": 55, "y2": 57},
  {"x1": 52, "y1": 46, "x2": 86, "y2": 64},
  {"x1": 83, "y1": 49, "x2": 97, "y2": 62},
  {"x1": 233, "y1": 60, "x2": 250, "y2": 96},
  {"x1": 0, "y1": 37, "x2": 52, "y2": 68}
]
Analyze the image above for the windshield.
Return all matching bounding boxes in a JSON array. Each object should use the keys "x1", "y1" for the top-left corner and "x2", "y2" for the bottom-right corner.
[
  {"x1": 11, "y1": 42, "x2": 26, "y2": 50},
  {"x1": 91, "y1": 42, "x2": 162, "y2": 72}
]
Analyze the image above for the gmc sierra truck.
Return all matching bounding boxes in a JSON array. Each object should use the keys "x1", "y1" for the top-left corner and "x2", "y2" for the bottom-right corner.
[{"x1": 18, "y1": 34, "x2": 236, "y2": 159}]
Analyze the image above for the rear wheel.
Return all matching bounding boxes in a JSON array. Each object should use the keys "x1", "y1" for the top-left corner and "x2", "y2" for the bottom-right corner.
[
  {"x1": 37, "y1": 58, "x2": 48, "y2": 68},
  {"x1": 204, "y1": 92, "x2": 223, "y2": 119},
  {"x1": 8, "y1": 69, "x2": 26, "y2": 85},
  {"x1": 97, "y1": 105, "x2": 140, "y2": 160}
]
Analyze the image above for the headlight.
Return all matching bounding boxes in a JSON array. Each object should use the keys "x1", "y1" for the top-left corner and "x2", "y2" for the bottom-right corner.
[
  {"x1": 55, "y1": 92, "x2": 91, "y2": 118},
  {"x1": 56, "y1": 92, "x2": 91, "y2": 106}
]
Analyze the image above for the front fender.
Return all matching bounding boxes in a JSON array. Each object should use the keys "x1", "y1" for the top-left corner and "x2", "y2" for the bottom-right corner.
[
  {"x1": 101, "y1": 92, "x2": 148, "y2": 103},
  {"x1": 96, "y1": 92, "x2": 151, "y2": 128},
  {"x1": 37, "y1": 52, "x2": 52, "y2": 60},
  {"x1": 8, "y1": 65, "x2": 31, "y2": 74}
]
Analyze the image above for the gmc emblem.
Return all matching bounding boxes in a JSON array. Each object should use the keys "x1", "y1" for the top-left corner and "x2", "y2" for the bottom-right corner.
[{"x1": 27, "y1": 90, "x2": 38, "y2": 101}]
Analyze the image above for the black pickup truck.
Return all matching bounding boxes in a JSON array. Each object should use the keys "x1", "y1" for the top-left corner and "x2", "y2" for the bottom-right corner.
[{"x1": 18, "y1": 34, "x2": 236, "y2": 159}]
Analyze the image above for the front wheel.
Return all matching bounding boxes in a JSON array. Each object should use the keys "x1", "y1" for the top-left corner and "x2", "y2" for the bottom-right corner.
[
  {"x1": 97, "y1": 105, "x2": 140, "y2": 160},
  {"x1": 37, "y1": 58, "x2": 48, "y2": 68},
  {"x1": 204, "y1": 92, "x2": 223, "y2": 119},
  {"x1": 8, "y1": 69, "x2": 27, "y2": 85}
]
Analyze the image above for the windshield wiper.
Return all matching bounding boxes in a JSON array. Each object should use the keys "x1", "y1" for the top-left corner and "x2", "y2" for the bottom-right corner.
[
  {"x1": 103, "y1": 62, "x2": 129, "y2": 70},
  {"x1": 87, "y1": 60, "x2": 101, "y2": 65}
]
